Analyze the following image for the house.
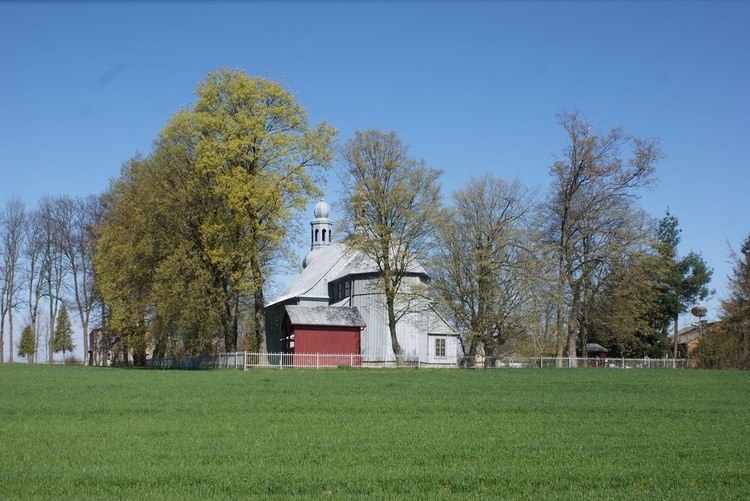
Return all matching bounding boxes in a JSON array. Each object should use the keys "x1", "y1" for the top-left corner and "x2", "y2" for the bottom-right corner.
[
  {"x1": 265, "y1": 200, "x2": 460, "y2": 366},
  {"x1": 675, "y1": 322, "x2": 712, "y2": 365}
]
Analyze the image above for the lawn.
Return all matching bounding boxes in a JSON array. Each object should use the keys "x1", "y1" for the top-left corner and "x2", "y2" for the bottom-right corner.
[{"x1": 0, "y1": 365, "x2": 748, "y2": 499}]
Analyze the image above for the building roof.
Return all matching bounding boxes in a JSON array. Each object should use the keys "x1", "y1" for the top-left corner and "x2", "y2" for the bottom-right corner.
[
  {"x1": 267, "y1": 241, "x2": 430, "y2": 308},
  {"x1": 331, "y1": 249, "x2": 428, "y2": 281},
  {"x1": 586, "y1": 343, "x2": 608, "y2": 353},
  {"x1": 267, "y1": 243, "x2": 349, "y2": 308},
  {"x1": 284, "y1": 305, "x2": 365, "y2": 328},
  {"x1": 676, "y1": 322, "x2": 713, "y2": 345}
]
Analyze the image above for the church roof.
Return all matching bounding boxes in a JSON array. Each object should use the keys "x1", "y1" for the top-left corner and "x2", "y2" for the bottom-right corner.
[
  {"x1": 284, "y1": 305, "x2": 365, "y2": 328},
  {"x1": 268, "y1": 242, "x2": 431, "y2": 309},
  {"x1": 267, "y1": 200, "x2": 430, "y2": 309},
  {"x1": 331, "y1": 253, "x2": 428, "y2": 281},
  {"x1": 267, "y1": 243, "x2": 348, "y2": 308}
]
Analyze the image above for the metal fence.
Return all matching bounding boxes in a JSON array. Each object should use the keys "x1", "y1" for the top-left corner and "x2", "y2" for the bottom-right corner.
[
  {"x1": 146, "y1": 352, "x2": 689, "y2": 370},
  {"x1": 146, "y1": 352, "x2": 247, "y2": 370},
  {"x1": 461, "y1": 356, "x2": 688, "y2": 369}
]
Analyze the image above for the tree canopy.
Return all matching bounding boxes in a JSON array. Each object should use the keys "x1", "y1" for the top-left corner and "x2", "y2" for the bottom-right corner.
[
  {"x1": 339, "y1": 129, "x2": 442, "y2": 359},
  {"x1": 95, "y1": 69, "x2": 336, "y2": 361}
]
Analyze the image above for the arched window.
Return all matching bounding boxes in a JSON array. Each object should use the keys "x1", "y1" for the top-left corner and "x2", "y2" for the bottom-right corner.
[
  {"x1": 315, "y1": 229, "x2": 319, "y2": 242},
  {"x1": 322, "y1": 229, "x2": 327, "y2": 242}
]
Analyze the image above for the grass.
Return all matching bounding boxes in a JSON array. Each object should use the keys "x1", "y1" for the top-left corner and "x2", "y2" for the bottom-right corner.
[{"x1": 0, "y1": 365, "x2": 748, "y2": 499}]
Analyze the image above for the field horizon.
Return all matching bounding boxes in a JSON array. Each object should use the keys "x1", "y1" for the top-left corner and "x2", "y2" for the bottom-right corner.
[{"x1": 0, "y1": 365, "x2": 747, "y2": 499}]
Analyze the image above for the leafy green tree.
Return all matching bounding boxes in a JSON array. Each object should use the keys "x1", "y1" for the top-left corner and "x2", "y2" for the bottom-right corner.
[
  {"x1": 96, "y1": 69, "x2": 336, "y2": 360},
  {"x1": 587, "y1": 250, "x2": 669, "y2": 357},
  {"x1": 53, "y1": 303, "x2": 75, "y2": 359},
  {"x1": 18, "y1": 324, "x2": 35, "y2": 362},
  {"x1": 339, "y1": 129, "x2": 442, "y2": 361}
]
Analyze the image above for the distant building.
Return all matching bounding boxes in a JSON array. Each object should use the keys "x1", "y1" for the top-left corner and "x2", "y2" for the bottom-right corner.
[
  {"x1": 675, "y1": 322, "x2": 712, "y2": 366},
  {"x1": 265, "y1": 200, "x2": 460, "y2": 365}
]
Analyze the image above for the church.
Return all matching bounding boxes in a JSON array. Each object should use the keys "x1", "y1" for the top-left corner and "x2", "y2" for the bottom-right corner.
[{"x1": 265, "y1": 200, "x2": 461, "y2": 366}]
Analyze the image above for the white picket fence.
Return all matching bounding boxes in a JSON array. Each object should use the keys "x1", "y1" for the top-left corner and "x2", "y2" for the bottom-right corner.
[{"x1": 146, "y1": 352, "x2": 689, "y2": 370}]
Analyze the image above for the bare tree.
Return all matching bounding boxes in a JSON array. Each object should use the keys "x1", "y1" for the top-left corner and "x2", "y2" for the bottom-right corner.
[
  {"x1": 1, "y1": 198, "x2": 26, "y2": 363},
  {"x1": 432, "y1": 175, "x2": 538, "y2": 361},
  {"x1": 56, "y1": 195, "x2": 102, "y2": 362},
  {"x1": 23, "y1": 198, "x2": 68, "y2": 364},
  {"x1": 546, "y1": 112, "x2": 662, "y2": 362},
  {"x1": 339, "y1": 129, "x2": 442, "y2": 361},
  {"x1": 24, "y1": 207, "x2": 49, "y2": 363}
]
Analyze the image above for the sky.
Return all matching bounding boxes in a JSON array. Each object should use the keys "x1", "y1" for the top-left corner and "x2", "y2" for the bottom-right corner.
[{"x1": 1, "y1": 1, "x2": 748, "y2": 359}]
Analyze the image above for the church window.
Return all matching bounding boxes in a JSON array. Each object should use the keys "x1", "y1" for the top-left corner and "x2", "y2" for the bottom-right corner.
[
  {"x1": 435, "y1": 338, "x2": 446, "y2": 358},
  {"x1": 315, "y1": 229, "x2": 319, "y2": 242},
  {"x1": 322, "y1": 229, "x2": 327, "y2": 242}
]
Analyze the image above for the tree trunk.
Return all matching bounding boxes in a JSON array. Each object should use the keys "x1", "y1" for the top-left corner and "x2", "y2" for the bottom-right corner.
[
  {"x1": 672, "y1": 315, "x2": 679, "y2": 360},
  {"x1": 386, "y1": 295, "x2": 402, "y2": 363},
  {"x1": 48, "y1": 294, "x2": 55, "y2": 364},
  {"x1": 8, "y1": 310, "x2": 13, "y2": 363},
  {"x1": 253, "y1": 289, "x2": 266, "y2": 354},
  {"x1": 250, "y1": 243, "x2": 267, "y2": 354}
]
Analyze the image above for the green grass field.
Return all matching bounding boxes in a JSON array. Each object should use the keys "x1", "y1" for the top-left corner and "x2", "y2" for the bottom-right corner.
[{"x1": 0, "y1": 365, "x2": 748, "y2": 499}]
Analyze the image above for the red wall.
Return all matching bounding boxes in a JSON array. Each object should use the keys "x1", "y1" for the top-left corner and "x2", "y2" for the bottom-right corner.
[
  {"x1": 292, "y1": 326, "x2": 361, "y2": 367},
  {"x1": 294, "y1": 326, "x2": 361, "y2": 354}
]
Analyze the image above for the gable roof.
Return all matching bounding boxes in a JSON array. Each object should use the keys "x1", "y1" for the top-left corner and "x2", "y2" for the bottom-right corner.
[
  {"x1": 267, "y1": 243, "x2": 348, "y2": 308},
  {"x1": 284, "y1": 305, "x2": 365, "y2": 328}
]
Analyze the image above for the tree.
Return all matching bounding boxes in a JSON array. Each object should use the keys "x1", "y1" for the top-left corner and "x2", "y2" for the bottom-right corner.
[
  {"x1": 648, "y1": 211, "x2": 683, "y2": 337},
  {"x1": 649, "y1": 211, "x2": 713, "y2": 358},
  {"x1": 432, "y1": 175, "x2": 538, "y2": 361},
  {"x1": 697, "y1": 233, "x2": 749, "y2": 369},
  {"x1": 24, "y1": 206, "x2": 52, "y2": 363},
  {"x1": 340, "y1": 129, "x2": 442, "y2": 361},
  {"x1": 546, "y1": 112, "x2": 662, "y2": 362},
  {"x1": 587, "y1": 249, "x2": 668, "y2": 357},
  {"x1": 95, "y1": 69, "x2": 336, "y2": 360},
  {"x1": 18, "y1": 324, "x2": 35, "y2": 362},
  {"x1": 53, "y1": 302, "x2": 75, "y2": 359},
  {"x1": 56, "y1": 195, "x2": 101, "y2": 363},
  {"x1": 0, "y1": 197, "x2": 25, "y2": 363}
]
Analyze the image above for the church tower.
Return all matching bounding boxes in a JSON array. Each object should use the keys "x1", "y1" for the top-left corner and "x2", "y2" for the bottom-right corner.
[{"x1": 303, "y1": 199, "x2": 333, "y2": 269}]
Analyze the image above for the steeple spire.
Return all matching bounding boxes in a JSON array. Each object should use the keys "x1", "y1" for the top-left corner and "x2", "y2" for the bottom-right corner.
[{"x1": 303, "y1": 199, "x2": 333, "y2": 268}]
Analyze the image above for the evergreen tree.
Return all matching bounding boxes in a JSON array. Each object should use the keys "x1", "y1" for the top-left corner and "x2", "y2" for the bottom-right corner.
[
  {"x1": 649, "y1": 211, "x2": 713, "y2": 357},
  {"x1": 18, "y1": 325, "x2": 35, "y2": 362},
  {"x1": 53, "y1": 303, "x2": 75, "y2": 359},
  {"x1": 698, "y1": 233, "x2": 750, "y2": 369}
]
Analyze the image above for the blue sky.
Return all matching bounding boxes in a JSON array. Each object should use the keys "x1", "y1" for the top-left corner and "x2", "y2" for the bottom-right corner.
[{"x1": 1, "y1": 1, "x2": 748, "y2": 342}]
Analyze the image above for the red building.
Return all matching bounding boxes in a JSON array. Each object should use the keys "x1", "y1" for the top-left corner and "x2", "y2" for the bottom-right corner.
[{"x1": 281, "y1": 305, "x2": 365, "y2": 367}]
